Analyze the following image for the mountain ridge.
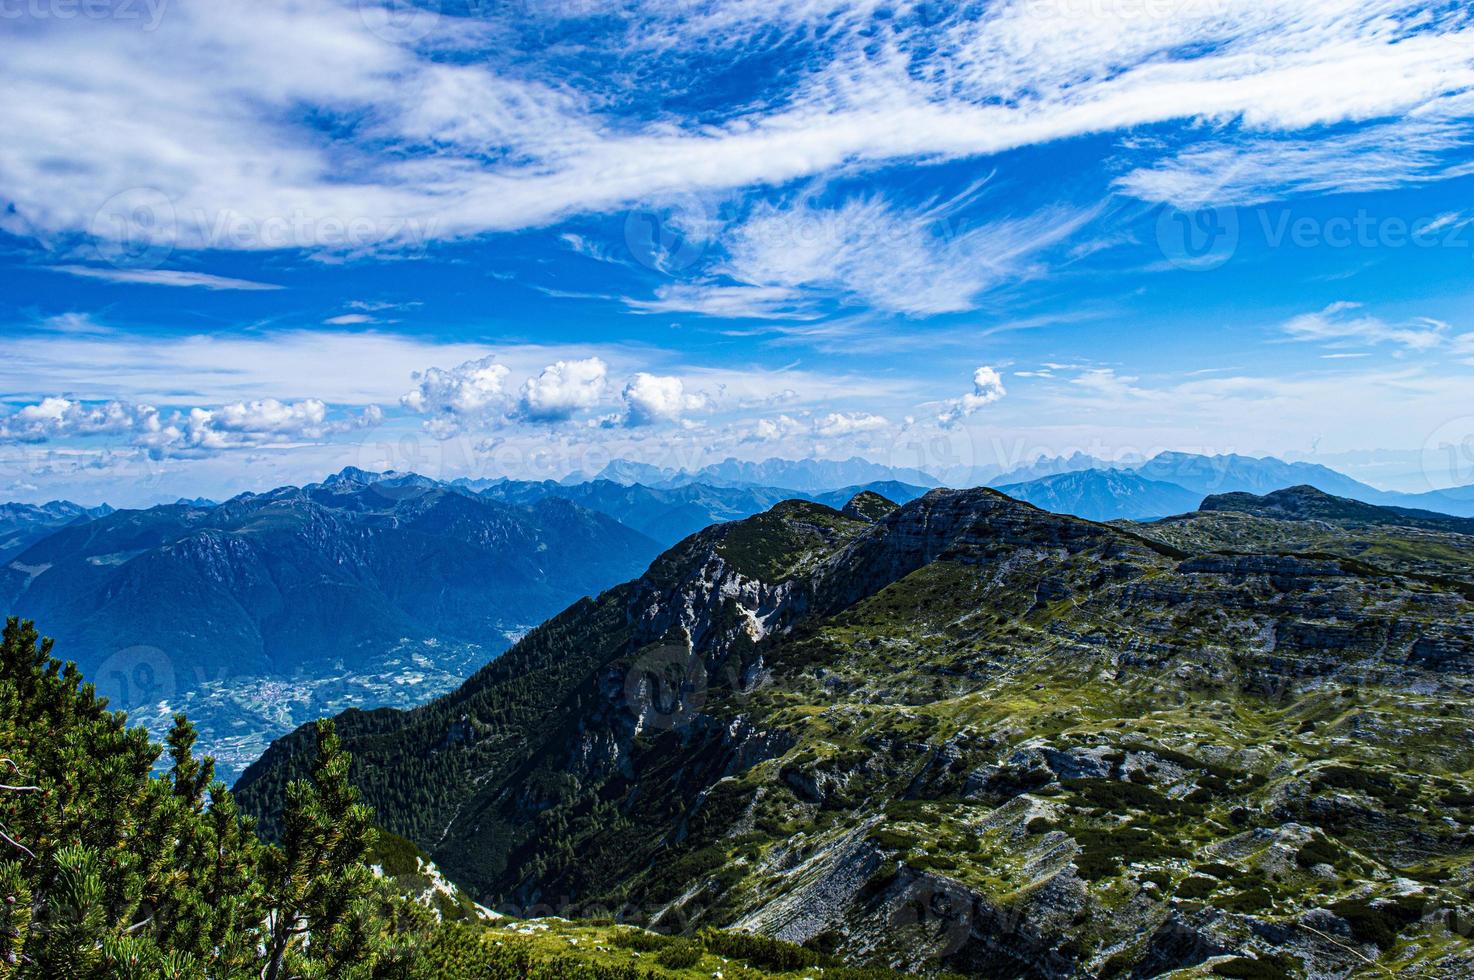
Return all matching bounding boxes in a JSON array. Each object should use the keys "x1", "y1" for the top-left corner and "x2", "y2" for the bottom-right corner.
[{"x1": 235, "y1": 486, "x2": 1474, "y2": 977}]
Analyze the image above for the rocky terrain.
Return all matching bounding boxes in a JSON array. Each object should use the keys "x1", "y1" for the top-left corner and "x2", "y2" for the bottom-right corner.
[{"x1": 236, "y1": 487, "x2": 1474, "y2": 977}]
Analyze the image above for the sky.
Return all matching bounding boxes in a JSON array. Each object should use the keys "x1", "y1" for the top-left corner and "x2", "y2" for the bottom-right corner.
[{"x1": 2, "y1": 0, "x2": 1474, "y2": 505}]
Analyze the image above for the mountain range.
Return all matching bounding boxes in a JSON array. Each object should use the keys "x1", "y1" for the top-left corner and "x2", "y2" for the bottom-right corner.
[
  {"x1": 236, "y1": 484, "x2": 1474, "y2": 977},
  {"x1": 990, "y1": 452, "x2": 1474, "y2": 521},
  {"x1": 572, "y1": 455, "x2": 942, "y2": 492},
  {"x1": 468, "y1": 476, "x2": 931, "y2": 546},
  {"x1": 0, "y1": 499, "x2": 114, "y2": 563}
]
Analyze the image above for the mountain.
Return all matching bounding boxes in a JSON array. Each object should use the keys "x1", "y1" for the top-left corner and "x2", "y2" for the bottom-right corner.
[
  {"x1": 986, "y1": 451, "x2": 1131, "y2": 487},
  {"x1": 1200, "y1": 484, "x2": 1474, "y2": 534},
  {"x1": 2, "y1": 470, "x2": 662, "y2": 778},
  {"x1": 1388, "y1": 482, "x2": 1474, "y2": 518},
  {"x1": 1131, "y1": 451, "x2": 1385, "y2": 500},
  {"x1": 237, "y1": 488, "x2": 1474, "y2": 978},
  {"x1": 589, "y1": 459, "x2": 681, "y2": 486},
  {"x1": 0, "y1": 499, "x2": 113, "y2": 563},
  {"x1": 474, "y1": 479, "x2": 805, "y2": 547},
  {"x1": 684, "y1": 456, "x2": 939, "y2": 492},
  {"x1": 995, "y1": 468, "x2": 1203, "y2": 521},
  {"x1": 475, "y1": 478, "x2": 930, "y2": 547}
]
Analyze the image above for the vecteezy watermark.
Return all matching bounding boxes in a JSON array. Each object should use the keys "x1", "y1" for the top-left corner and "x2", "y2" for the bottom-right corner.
[
  {"x1": 1256, "y1": 209, "x2": 1474, "y2": 251},
  {"x1": 94, "y1": 645, "x2": 175, "y2": 714},
  {"x1": 1422, "y1": 417, "x2": 1474, "y2": 491},
  {"x1": 622, "y1": 643, "x2": 707, "y2": 731},
  {"x1": 89, "y1": 187, "x2": 440, "y2": 268},
  {"x1": 1154, "y1": 203, "x2": 1240, "y2": 271},
  {"x1": 889, "y1": 877, "x2": 974, "y2": 958},
  {"x1": 0, "y1": 0, "x2": 168, "y2": 30},
  {"x1": 883, "y1": 426, "x2": 978, "y2": 485},
  {"x1": 1157, "y1": 203, "x2": 1474, "y2": 272},
  {"x1": 623, "y1": 197, "x2": 711, "y2": 275},
  {"x1": 356, "y1": 0, "x2": 441, "y2": 43},
  {"x1": 90, "y1": 187, "x2": 177, "y2": 268},
  {"x1": 352, "y1": 432, "x2": 455, "y2": 497}
]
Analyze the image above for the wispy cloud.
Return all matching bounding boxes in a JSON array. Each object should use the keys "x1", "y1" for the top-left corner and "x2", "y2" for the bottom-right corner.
[
  {"x1": 713, "y1": 192, "x2": 1098, "y2": 316},
  {"x1": 48, "y1": 265, "x2": 284, "y2": 290},
  {"x1": 625, "y1": 284, "x2": 819, "y2": 320},
  {"x1": 3, "y1": 0, "x2": 1470, "y2": 255},
  {"x1": 1117, "y1": 120, "x2": 1474, "y2": 209},
  {"x1": 1281, "y1": 302, "x2": 1451, "y2": 352}
]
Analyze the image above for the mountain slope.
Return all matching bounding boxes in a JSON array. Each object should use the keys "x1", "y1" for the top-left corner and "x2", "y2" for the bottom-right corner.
[
  {"x1": 237, "y1": 488, "x2": 1474, "y2": 978},
  {"x1": 995, "y1": 468, "x2": 1202, "y2": 521}
]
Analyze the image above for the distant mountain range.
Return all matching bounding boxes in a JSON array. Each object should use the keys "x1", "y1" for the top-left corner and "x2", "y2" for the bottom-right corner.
[
  {"x1": 1, "y1": 469, "x2": 661, "y2": 701},
  {"x1": 996, "y1": 469, "x2": 1202, "y2": 521},
  {"x1": 572, "y1": 455, "x2": 941, "y2": 492},
  {"x1": 0, "y1": 499, "x2": 114, "y2": 563},
  {"x1": 989, "y1": 452, "x2": 1474, "y2": 521},
  {"x1": 468, "y1": 476, "x2": 931, "y2": 546}
]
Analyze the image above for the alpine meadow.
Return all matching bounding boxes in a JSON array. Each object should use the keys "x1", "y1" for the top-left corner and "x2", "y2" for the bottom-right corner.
[{"x1": 4, "y1": 2, "x2": 1474, "y2": 978}]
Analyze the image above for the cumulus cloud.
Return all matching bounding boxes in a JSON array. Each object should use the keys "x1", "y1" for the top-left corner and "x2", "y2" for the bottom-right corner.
[
  {"x1": 516, "y1": 357, "x2": 609, "y2": 422},
  {"x1": 400, "y1": 356, "x2": 512, "y2": 436},
  {"x1": 744, "y1": 415, "x2": 806, "y2": 444},
  {"x1": 937, "y1": 366, "x2": 1007, "y2": 428},
  {"x1": 621, "y1": 373, "x2": 708, "y2": 426},
  {"x1": 813, "y1": 412, "x2": 889, "y2": 438},
  {"x1": 0, "y1": 398, "x2": 142, "y2": 443},
  {"x1": 0, "y1": 396, "x2": 381, "y2": 458}
]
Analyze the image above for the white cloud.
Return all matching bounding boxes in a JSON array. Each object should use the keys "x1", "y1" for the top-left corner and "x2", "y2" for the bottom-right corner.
[
  {"x1": 516, "y1": 357, "x2": 609, "y2": 423},
  {"x1": 1117, "y1": 120, "x2": 1474, "y2": 209},
  {"x1": 744, "y1": 415, "x2": 806, "y2": 444},
  {"x1": 718, "y1": 194, "x2": 1097, "y2": 316},
  {"x1": 0, "y1": 396, "x2": 381, "y2": 458},
  {"x1": 1281, "y1": 302, "x2": 1451, "y2": 351},
  {"x1": 324, "y1": 313, "x2": 376, "y2": 325},
  {"x1": 3, "y1": 0, "x2": 1470, "y2": 256},
  {"x1": 625, "y1": 284, "x2": 817, "y2": 320},
  {"x1": 0, "y1": 397, "x2": 142, "y2": 443},
  {"x1": 937, "y1": 366, "x2": 1007, "y2": 428},
  {"x1": 399, "y1": 356, "x2": 512, "y2": 436},
  {"x1": 621, "y1": 373, "x2": 708, "y2": 426},
  {"x1": 813, "y1": 411, "x2": 888, "y2": 438},
  {"x1": 48, "y1": 265, "x2": 284, "y2": 290}
]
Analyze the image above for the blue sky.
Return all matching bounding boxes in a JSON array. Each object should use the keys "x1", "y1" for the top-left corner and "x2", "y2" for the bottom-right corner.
[{"x1": 2, "y1": 0, "x2": 1474, "y2": 505}]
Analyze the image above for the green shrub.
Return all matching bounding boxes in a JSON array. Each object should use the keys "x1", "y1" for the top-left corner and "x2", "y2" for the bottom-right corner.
[
  {"x1": 1329, "y1": 895, "x2": 1426, "y2": 950},
  {"x1": 654, "y1": 939, "x2": 703, "y2": 969},
  {"x1": 701, "y1": 928, "x2": 827, "y2": 971},
  {"x1": 1176, "y1": 875, "x2": 1217, "y2": 899},
  {"x1": 1211, "y1": 953, "x2": 1297, "y2": 979}
]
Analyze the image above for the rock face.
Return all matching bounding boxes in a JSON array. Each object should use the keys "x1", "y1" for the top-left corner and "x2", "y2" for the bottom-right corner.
[{"x1": 237, "y1": 488, "x2": 1474, "y2": 978}]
